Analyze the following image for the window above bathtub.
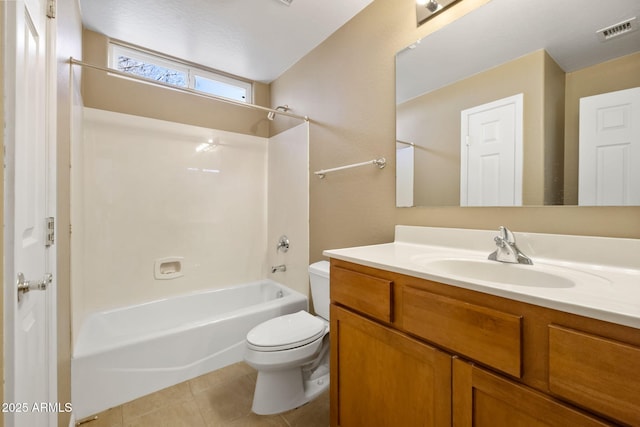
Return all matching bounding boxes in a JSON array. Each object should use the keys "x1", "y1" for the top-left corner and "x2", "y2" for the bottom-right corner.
[{"x1": 108, "y1": 42, "x2": 253, "y2": 103}]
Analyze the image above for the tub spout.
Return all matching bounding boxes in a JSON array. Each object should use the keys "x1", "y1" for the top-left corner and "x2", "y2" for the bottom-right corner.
[{"x1": 271, "y1": 264, "x2": 287, "y2": 273}]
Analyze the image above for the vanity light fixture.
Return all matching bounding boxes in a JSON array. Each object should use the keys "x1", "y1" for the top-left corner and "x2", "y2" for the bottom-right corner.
[
  {"x1": 416, "y1": 0, "x2": 441, "y2": 12},
  {"x1": 416, "y1": 0, "x2": 462, "y2": 26},
  {"x1": 426, "y1": 0, "x2": 441, "y2": 12}
]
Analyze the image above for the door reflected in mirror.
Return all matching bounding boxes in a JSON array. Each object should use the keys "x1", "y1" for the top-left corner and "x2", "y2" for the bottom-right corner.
[{"x1": 396, "y1": 0, "x2": 640, "y2": 207}]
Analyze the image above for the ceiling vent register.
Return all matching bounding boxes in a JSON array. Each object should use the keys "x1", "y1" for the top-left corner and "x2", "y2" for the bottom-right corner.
[{"x1": 596, "y1": 17, "x2": 638, "y2": 41}]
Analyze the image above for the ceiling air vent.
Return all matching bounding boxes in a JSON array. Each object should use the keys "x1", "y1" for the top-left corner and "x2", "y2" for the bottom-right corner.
[{"x1": 596, "y1": 17, "x2": 638, "y2": 41}]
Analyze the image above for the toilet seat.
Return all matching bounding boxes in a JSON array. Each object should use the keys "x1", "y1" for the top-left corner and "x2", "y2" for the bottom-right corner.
[{"x1": 247, "y1": 311, "x2": 327, "y2": 352}]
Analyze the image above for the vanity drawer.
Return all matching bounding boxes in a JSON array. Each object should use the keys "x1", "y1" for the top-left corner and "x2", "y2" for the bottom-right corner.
[
  {"x1": 331, "y1": 266, "x2": 393, "y2": 323},
  {"x1": 402, "y1": 286, "x2": 522, "y2": 377},
  {"x1": 548, "y1": 324, "x2": 640, "y2": 425}
]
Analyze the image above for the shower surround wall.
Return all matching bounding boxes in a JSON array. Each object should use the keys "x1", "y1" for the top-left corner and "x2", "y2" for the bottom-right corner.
[
  {"x1": 72, "y1": 107, "x2": 309, "y2": 338},
  {"x1": 267, "y1": 123, "x2": 310, "y2": 293}
]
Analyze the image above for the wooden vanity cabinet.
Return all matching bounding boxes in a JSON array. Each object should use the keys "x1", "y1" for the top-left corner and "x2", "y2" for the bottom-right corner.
[
  {"x1": 452, "y1": 358, "x2": 611, "y2": 427},
  {"x1": 402, "y1": 285, "x2": 523, "y2": 378},
  {"x1": 330, "y1": 259, "x2": 640, "y2": 427},
  {"x1": 548, "y1": 325, "x2": 640, "y2": 426},
  {"x1": 329, "y1": 264, "x2": 452, "y2": 427},
  {"x1": 330, "y1": 305, "x2": 452, "y2": 427}
]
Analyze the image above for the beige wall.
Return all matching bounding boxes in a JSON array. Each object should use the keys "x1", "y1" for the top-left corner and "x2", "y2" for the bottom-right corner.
[
  {"x1": 270, "y1": 0, "x2": 640, "y2": 262},
  {"x1": 564, "y1": 52, "x2": 640, "y2": 204},
  {"x1": 543, "y1": 52, "x2": 566, "y2": 205},
  {"x1": 82, "y1": 30, "x2": 273, "y2": 138},
  {"x1": 397, "y1": 49, "x2": 564, "y2": 206}
]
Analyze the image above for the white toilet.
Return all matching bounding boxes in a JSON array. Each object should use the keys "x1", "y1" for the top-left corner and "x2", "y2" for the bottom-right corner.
[{"x1": 244, "y1": 260, "x2": 331, "y2": 415}]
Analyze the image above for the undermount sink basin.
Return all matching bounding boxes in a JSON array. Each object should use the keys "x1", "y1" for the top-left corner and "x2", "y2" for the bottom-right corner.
[{"x1": 414, "y1": 258, "x2": 575, "y2": 288}]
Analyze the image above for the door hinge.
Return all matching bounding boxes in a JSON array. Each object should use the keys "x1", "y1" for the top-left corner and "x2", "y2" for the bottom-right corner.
[
  {"x1": 46, "y1": 217, "x2": 55, "y2": 247},
  {"x1": 46, "y1": 0, "x2": 56, "y2": 18}
]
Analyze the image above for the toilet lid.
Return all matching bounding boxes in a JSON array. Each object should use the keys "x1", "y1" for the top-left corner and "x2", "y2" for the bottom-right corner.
[{"x1": 247, "y1": 311, "x2": 327, "y2": 351}]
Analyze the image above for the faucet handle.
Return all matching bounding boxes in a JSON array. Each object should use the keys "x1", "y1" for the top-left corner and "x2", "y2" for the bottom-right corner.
[
  {"x1": 276, "y1": 235, "x2": 290, "y2": 253},
  {"x1": 498, "y1": 226, "x2": 516, "y2": 244}
]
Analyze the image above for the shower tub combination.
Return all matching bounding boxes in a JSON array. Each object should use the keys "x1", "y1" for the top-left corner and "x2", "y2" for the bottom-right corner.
[{"x1": 71, "y1": 280, "x2": 307, "y2": 420}]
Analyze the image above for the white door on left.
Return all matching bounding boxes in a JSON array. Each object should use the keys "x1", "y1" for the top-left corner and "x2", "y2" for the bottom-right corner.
[{"x1": 4, "y1": 0, "x2": 56, "y2": 425}]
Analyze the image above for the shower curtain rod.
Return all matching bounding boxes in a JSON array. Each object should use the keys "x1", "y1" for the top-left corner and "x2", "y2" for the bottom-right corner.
[{"x1": 69, "y1": 58, "x2": 310, "y2": 122}]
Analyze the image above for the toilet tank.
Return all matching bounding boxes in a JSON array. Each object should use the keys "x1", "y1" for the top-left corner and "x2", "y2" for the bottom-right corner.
[{"x1": 308, "y1": 261, "x2": 331, "y2": 320}]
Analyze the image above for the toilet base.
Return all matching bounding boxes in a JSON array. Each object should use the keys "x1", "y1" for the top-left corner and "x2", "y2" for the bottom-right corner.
[{"x1": 251, "y1": 365, "x2": 330, "y2": 415}]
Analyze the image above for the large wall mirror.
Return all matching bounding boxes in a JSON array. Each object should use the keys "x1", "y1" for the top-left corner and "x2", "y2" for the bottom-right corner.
[{"x1": 396, "y1": 0, "x2": 640, "y2": 207}]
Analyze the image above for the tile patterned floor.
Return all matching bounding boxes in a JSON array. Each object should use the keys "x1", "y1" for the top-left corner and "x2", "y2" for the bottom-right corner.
[{"x1": 77, "y1": 362, "x2": 329, "y2": 427}]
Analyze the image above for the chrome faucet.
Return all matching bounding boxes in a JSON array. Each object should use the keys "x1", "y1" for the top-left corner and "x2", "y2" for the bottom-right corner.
[
  {"x1": 271, "y1": 264, "x2": 287, "y2": 273},
  {"x1": 276, "y1": 235, "x2": 290, "y2": 253},
  {"x1": 488, "y1": 226, "x2": 533, "y2": 265}
]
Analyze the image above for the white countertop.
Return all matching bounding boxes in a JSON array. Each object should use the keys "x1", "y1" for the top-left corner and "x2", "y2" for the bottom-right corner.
[{"x1": 324, "y1": 226, "x2": 640, "y2": 329}]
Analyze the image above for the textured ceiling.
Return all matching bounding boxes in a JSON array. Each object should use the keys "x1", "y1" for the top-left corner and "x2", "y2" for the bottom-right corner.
[
  {"x1": 80, "y1": 0, "x2": 373, "y2": 83},
  {"x1": 398, "y1": 0, "x2": 640, "y2": 103}
]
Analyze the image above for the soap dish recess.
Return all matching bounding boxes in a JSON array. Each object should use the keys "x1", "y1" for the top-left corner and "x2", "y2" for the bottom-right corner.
[{"x1": 154, "y1": 257, "x2": 184, "y2": 280}]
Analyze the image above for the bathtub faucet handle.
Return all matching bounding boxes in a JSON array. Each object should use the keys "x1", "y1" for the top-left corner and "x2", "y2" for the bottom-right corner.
[{"x1": 276, "y1": 235, "x2": 289, "y2": 253}]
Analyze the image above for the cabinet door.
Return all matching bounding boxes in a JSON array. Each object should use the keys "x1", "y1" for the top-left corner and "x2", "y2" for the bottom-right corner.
[
  {"x1": 452, "y1": 358, "x2": 613, "y2": 427},
  {"x1": 548, "y1": 324, "x2": 640, "y2": 426},
  {"x1": 331, "y1": 305, "x2": 452, "y2": 427}
]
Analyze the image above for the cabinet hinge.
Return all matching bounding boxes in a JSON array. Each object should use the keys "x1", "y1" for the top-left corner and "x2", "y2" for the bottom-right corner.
[
  {"x1": 46, "y1": 0, "x2": 56, "y2": 19},
  {"x1": 45, "y1": 217, "x2": 55, "y2": 247}
]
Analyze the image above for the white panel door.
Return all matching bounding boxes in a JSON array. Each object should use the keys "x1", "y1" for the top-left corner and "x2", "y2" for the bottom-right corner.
[
  {"x1": 461, "y1": 94, "x2": 523, "y2": 206},
  {"x1": 4, "y1": 0, "x2": 56, "y2": 425},
  {"x1": 579, "y1": 87, "x2": 640, "y2": 206}
]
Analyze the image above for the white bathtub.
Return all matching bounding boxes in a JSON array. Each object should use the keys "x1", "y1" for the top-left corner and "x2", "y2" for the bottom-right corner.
[{"x1": 71, "y1": 280, "x2": 308, "y2": 419}]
